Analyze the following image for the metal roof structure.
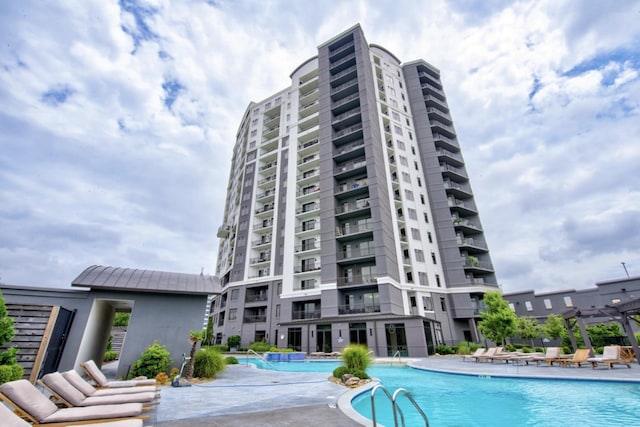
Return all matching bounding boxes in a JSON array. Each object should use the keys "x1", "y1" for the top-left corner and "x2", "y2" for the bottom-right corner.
[{"x1": 71, "y1": 265, "x2": 221, "y2": 295}]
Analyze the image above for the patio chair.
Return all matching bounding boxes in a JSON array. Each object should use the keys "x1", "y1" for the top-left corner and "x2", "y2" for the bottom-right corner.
[
  {"x1": 587, "y1": 346, "x2": 632, "y2": 369},
  {"x1": 39, "y1": 372, "x2": 158, "y2": 407},
  {"x1": 0, "y1": 402, "x2": 145, "y2": 427},
  {"x1": 62, "y1": 370, "x2": 159, "y2": 397},
  {"x1": 0, "y1": 379, "x2": 148, "y2": 426},
  {"x1": 81, "y1": 360, "x2": 157, "y2": 388},
  {"x1": 462, "y1": 348, "x2": 486, "y2": 362},
  {"x1": 559, "y1": 349, "x2": 591, "y2": 368},
  {"x1": 475, "y1": 347, "x2": 503, "y2": 363},
  {"x1": 531, "y1": 347, "x2": 564, "y2": 366}
]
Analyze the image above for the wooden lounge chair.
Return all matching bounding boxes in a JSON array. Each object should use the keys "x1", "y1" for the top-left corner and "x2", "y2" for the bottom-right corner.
[
  {"x1": 81, "y1": 360, "x2": 156, "y2": 388},
  {"x1": 0, "y1": 379, "x2": 148, "y2": 426},
  {"x1": 462, "y1": 348, "x2": 486, "y2": 362},
  {"x1": 475, "y1": 347, "x2": 503, "y2": 363},
  {"x1": 587, "y1": 346, "x2": 631, "y2": 369},
  {"x1": 531, "y1": 347, "x2": 565, "y2": 366},
  {"x1": 39, "y1": 372, "x2": 158, "y2": 407},
  {"x1": 559, "y1": 349, "x2": 591, "y2": 368},
  {"x1": 0, "y1": 402, "x2": 145, "y2": 427},
  {"x1": 62, "y1": 370, "x2": 159, "y2": 397}
]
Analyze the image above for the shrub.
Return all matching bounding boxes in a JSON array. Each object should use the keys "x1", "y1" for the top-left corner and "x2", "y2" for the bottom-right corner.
[
  {"x1": 332, "y1": 366, "x2": 350, "y2": 379},
  {"x1": 224, "y1": 356, "x2": 239, "y2": 365},
  {"x1": 435, "y1": 345, "x2": 456, "y2": 355},
  {"x1": 0, "y1": 364, "x2": 22, "y2": 383},
  {"x1": 341, "y1": 344, "x2": 371, "y2": 372},
  {"x1": 128, "y1": 342, "x2": 172, "y2": 379},
  {"x1": 194, "y1": 348, "x2": 225, "y2": 378},
  {"x1": 113, "y1": 313, "x2": 130, "y2": 327},
  {"x1": 268, "y1": 347, "x2": 293, "y2": 353},
  {"x1": 227, "y1": 335, "x2": 241, "y2": 349},
  {"x1": 211, "y1": 344, "x2": 229, "y2": 352},
  {"x1": 250, "y1": 340, "x2": 271, "y2": 352},
  {"x1": 0, "y1": 347, "x2": 18, "y2": 365},
  {"x1": 456, "y1": 341, "x2": 471, "y2": 355},
  {"x1": 350, "y1": 369, "x2": 369, "y2": 379},
  {"x1": 104, "y1": 351, "x2": 118, "y2": 362},
  {"x1": 155, "y1": 372, "x2": 168, "y2": 385},
  {"x1": 169, "y1": 367, "x2": 179, "y2": 381}
]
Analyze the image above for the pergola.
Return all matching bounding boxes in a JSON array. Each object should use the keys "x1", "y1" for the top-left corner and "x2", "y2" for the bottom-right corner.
[{"x1": 562, "y1": 297, "x2": 640, "y2": 365}]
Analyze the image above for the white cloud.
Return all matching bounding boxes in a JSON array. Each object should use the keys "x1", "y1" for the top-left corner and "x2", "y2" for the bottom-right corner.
[{"x1": 0, "y1": 0, "x2": 639, "y2": 295}]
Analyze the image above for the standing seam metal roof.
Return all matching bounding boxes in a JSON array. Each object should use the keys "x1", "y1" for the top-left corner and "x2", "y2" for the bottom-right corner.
[{"x1": 71, "y1": 265, "x2": 221, "y2": 295}]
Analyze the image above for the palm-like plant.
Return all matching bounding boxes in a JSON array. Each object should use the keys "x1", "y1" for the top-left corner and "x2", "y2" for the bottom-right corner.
[{"x1": 183, "y1": 330, "x2": 203, "y2": 379}]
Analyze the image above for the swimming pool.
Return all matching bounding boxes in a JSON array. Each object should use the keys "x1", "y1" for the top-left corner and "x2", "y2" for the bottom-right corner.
[{"x1": 243, "y1": 359, "x2": 640, "y2": 426}]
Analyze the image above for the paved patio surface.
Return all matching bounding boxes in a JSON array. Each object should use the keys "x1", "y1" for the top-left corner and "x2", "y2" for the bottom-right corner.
[{"x1": 104, "y1": 355, "x2": 640, "y2": 426}]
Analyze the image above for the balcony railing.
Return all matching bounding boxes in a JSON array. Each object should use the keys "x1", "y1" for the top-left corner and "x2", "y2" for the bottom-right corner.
[
  {"x1": 296, "y1": 186, "x2": 320, "y2": 197},
  {"x1": 338, "y1": 304, "x2": 380, "y2": 314},
  {"x1": 295, "y1": 242, "x2": 318, "y2": 252},
  {"x1": 292, "y1": 310, "x2": 321, "y2": 320},
  {"x1": 332, "y1": 93, "x2": 360, "y2": 109},
  {"x1": 245, "y1": 294, "x2": 268, "y2": 303},
  {"x1": 335, "y1": 199, "x2": 370, "y2": 214},
  {"x1": 336, "y1": 222, "x2": 373, "y2": 237},
  {"x1": 337, "y1": 247, "x2": 375, "y2": 261},
  {"x1": 336, "y1": 179, "x2": 368, "y2": 193},
  {"x1": 253, "y1": 220, "x2": 273, "y2": 230},
  {"x1": 244, "y1": 315, "x2": 267, "y2": 323},
  {"x1": 295, "y1": 224, "x2": 317, "y2": 233},
  {"x1": 249, "y1": 256, "x2": 271, "y2": 264},
  {"x1": 334, "y1": 140, "x2": 364, "y2": 157},
  {"x1": 336, "y1": 275, "x2": 376, "y2": 286},
  {"x1": 294, "y1": 265, "x2": 321, "y2": 273}
]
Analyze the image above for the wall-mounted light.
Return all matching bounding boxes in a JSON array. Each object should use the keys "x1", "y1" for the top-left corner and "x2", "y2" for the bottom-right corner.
[{"x1": 339, "y1": 329, "x2": 342, "y2": 338}]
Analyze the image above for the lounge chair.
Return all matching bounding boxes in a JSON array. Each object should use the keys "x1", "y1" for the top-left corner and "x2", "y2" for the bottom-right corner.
[
  {"x1": 559, "y1": 349, "x2": 591, "y2": 368},
  {"x1": 81, "y1": 360, "x2": 156, "y2": 388},
  {"x1": 62, "y1": 370, "x2": 159, "y2": 397},
  {"x1": 39, "y1": 372, "x2": 158, "y2": 407},
  {"x1": 531, "y1": 347, "x2": 564, "y2": 366},
  {"x1": 0, "y1": 379, "x2": 148, "y2": 426},
  {"x1": 0, "y1": 402, "x2": 144, "y2": 427},
  {"x1": 587, "y1": 346, "x2": 631, "y2": 369},
  {"x1": 462, "y1": 348, "x2": 486, "y2": 362},
  {"x1": 475, "y1": 347, "x2": 503, "y2": 363}
]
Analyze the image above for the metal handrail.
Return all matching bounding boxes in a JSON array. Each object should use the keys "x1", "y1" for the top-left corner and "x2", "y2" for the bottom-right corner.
[
  {"x1": 370, "y1": 384, "x2": 429, "y2": 427},
  {"x1": 392, "y1": 388, "x2": 429, "y2": 427},
  {"x1": 391, "y1": 350, "x2": 402, "y2": 365},
  {"x1": 246, "y1": 349, "x2": 275, "y2": 369}
]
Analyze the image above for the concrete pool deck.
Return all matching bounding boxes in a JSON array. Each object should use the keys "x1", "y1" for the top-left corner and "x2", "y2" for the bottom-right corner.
[{"x1": 105, "y1": 356, "x2": 640, "y2": 426}]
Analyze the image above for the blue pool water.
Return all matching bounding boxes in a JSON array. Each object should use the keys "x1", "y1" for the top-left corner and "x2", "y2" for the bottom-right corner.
[{"x1": 243, "y1": 359, "x2": 640, "y2": 426}]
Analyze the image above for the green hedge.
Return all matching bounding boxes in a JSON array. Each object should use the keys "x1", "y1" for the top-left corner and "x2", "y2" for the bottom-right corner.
[
  {"x1": 194, "y1": 348, "x2": 225, "y2": 378},
  {"x1": 0, "y1": 364, "x2": 23, "y2": 384}
]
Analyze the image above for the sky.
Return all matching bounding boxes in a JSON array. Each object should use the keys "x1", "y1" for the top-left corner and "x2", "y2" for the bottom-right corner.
[{"x1": 0, "y1": 0, "x2": 639, "y2": 295}]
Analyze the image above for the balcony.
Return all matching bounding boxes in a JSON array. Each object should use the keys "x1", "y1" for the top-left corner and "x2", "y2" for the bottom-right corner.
[
  {"x1": 426, "y1": 106, "x2": 452, "y2": 125},
  {"x1": 448, "y1": 198, "x2": 477, "y2": 215},
  {"x1": 249, "y1": 255, "x2": 271, "y2": 265},
  {"x1": 329, "y1": 40, "x2": 355, "y2": 61},
  {"x1": 216, "y1": 225, "x2": 231, "y2": 238},
  {"x1": 332, "y1": 107, "x2": 361, "y2": 128},
  {"x1": 437, "y1": 149, "x2": 463, "y2": 167},
  {"x1": 295, "y1": 223, "x2": 318, "y2": 234},
  {"x1": 299, "y1": 100, "x2": 319, "y2": 119},
  {"x1": 296, "y1": 186, "x2": 320, "y2": 198},
  {"x1": 295, "y1": 242, "x2": 319, "y2": 253},
  {"x1": 254, "y1": 204, "x2": 274, "y2": 216},
  {"x1": 329, "y1": 52, "x2": 356, "y2": 74},
  {"x1": 251, "y1": 236, "x2": 272, "y2": 248},
  {"x1": 253, "y1": 219, "x2": 273, "y2": 231},
  {"x1": 440, "y1": 164, "x2": 468, "y2": 181},
  {"x1": 336, "y1": 222, "x2": 374, "y2": 240},
  {"x1": 421, "y1": 83, "x2": 446, "y2": 99},
  {"x1": 433, "y1": 133, "x2": 459, "y2": 152},
  {"x1": 259, "y1": 161, "x2": 278, "y2": 172},
  {"x1": 430, "y1": 120, "x2": 456, "y2": 139},
  {"x1": 330, "y1": 79, "x2": 359, "y2": 101},
  {"x1": 296, "y1": 202, "x2": 320, "y2": 217},
  {"x1": 297, "y1": 153, "x2": 320, "y2": 166},
  {"x1": 443, "y1": 180, "x2": 472, "y2": 198},
  {"x1": 336, "y1": 247, "x2": 375, "y2": 263},
  {"x1": 245, "y1": 293, "x2": 268, "y2": 303},
  {"x1": 333, "y1": 140, "x2": 365, "y2": 160},
  {"x1": 257, "y1": 174, "x2": 277, "y2": 187},
  {"x1": 332, "y1": 93, "x2": 360, "y2": 115},
  {"x1": 292, "y1": 309, "x2": 321, "y2": 320},
  {"x1": 457, "y1": 236, "x2": 488, "y2": 253},
  {"x1": 337, "y1": 274, "x2": 376, "y2": 287},
  {"x1": 256, "y1": 188, "x2": 277, "y2": 202},
  {"x1": 294, "y1": 264, "x2": 321, "y2": 274},
  {"x1": 330, "y1": 64, "x2": 357, "y2": 87},
  {"x1": 424, "y1": 95, "x2": 449, "y2": 111},
  {"x1": 464, "y1": 259, "x2": 494, "y2": 273},
  {"x1": 335, "y1": 178, "x2": 368, "y2": 198},
  {"x1": 297, "y1": 138, "x2": 319, "y2": 153},
  {"x1": 244, "y1": 314, "x2": 267, "y2": 323},
  {"x1": 338, "y1": 304, "x2": 380, "y2": 315},
  {"x1": 335, "y1": 199, "x2": 370, "y2": 217},
  {"x1": 334, "y1": 159, "x2": 367, "y2": 179},
  {"x1": 296, "y1": 170, "x2": 320, "y2": 184},
  {"x1": 453, "y1": 217, "x2": 483, "y2": 234}
]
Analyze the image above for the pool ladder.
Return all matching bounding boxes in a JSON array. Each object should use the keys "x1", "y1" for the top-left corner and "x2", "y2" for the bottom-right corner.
[
  {"x1": 246, "y1": 349, "x2": 275, "y2": 368},
  {"x1": 370, "y1": 384, "x2": 429, "y2": 427}
]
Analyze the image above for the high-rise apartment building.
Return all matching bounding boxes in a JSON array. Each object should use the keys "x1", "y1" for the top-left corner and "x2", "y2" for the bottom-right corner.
[{"x1": 212, "y1": 25, "x2": 498, "y2": 357}]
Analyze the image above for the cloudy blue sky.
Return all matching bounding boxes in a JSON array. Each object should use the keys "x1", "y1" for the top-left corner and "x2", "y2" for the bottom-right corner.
[{"x1": 1, "y1": 0, "x2": 639, "y2": 294}]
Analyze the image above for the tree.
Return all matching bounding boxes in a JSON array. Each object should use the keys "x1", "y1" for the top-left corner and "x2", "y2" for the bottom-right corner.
[
  {"x1": 542, "y1": 313, "x2": 565, "y2": 340},
  {"x1": 202, "y1": 316, "x2": 214, "y2": 346},
  {"x1": 183, "y1": 330, "x2": 203, "y2": 379},
  {"x1": 514, "y1": 316, "x2": 541, "y2": 347},
  {"x1": 477, "y1": 291, "x2": 517, "y2": 345}
]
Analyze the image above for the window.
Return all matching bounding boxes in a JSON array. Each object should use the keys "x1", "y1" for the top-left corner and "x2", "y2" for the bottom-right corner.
[
  {"x1": 525, "y1": 301, "x2": 533, "y2": 311},
  {"x1": 416, "y1": 177, "x2": 422, "y2": 187},
  {"x1": 406, "y1": 271, "x2": 413, "y2": 283},
  {"x1": 399, "y1": 156, "x2": 408, "y2": 166},
  {"x1": 423, "y1": 296, "x2": 433, "y2": 310},
  {"x1": 252, "y1": 118, "x2": 258, "y2": 126},
  {"x1": 228, "y1": 308, "x2": 237, "y2": 320},
  {"x1": 392, "y1": 111, "x2": 400, "y2": 121},
  {"x1": 420, "y1": 194, "x2": 425, "y2": 205},
  {"x1": 394, "y1": 125, "x2": 402, "y2": 135},
  {"x1": 427, "y1": 232, "x2": 432, "y2": 243},
  {"x1": 404, "y1": 189, "x2": 414, "y2": 201},
  {"x1": 544, "y1": 298, "x2": 552, "y2": 309},
  {"x1": 415, "y1": 249, "x2": 425, "y2": 262},
  {"x1": 275, "y1": 304, "x2": 281, "y2": 319},
  {"x1": 411, "y1": 228, "x2": 421, "y2": 240},
  {"x1": 402, "y1": 172, "x2": 411, "y2": 182},
  {"x1": 563, "y1": 296, "x2": 573, "y2": 307},
  {"x1": 424, "y1": 212, "x2": 429, "y2": 223},
  {"x1": 435, "y1": 274, "x2": 441, "y2": 287},
  {"x1": 397, "y1": 140, "x2": 406, "y2": 150},
  {"x1": 407, "y1": 208, "x2": 417, "y2": 220},
  {"x1": 440, "y1": 297, "x2": 446, "y2": 311},
  {"x1": 431, "y1": 252, "x2": 437, "y2": 264},
  {"x1": 509, "y1": 303, "x2": 515, "y2": 311},
  {"x1": 231, "y1": 289, "x2": 239, "y2": 300},
  {"x1": 250, "y1": 129, "x2": 257, "y2": 137},
  {"x1": 414, "y1": 161, "x2": 419, "y2": 171},
  {"x1": 418, "y1": 272, "x2": 428, "y2": 286}
]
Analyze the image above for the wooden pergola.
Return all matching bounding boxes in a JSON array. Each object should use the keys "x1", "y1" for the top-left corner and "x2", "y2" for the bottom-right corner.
[{"x1": 562, "y1": 297, "x2": 640, "y2": 365}]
